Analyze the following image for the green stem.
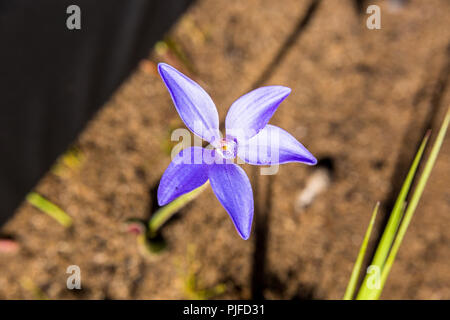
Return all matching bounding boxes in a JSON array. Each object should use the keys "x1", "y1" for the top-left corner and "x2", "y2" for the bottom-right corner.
[{"x1": 148, "y1": 181, "x2": 209, "y2": 236}]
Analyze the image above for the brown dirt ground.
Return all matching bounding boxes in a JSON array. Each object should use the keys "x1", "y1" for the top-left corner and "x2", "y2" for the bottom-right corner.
[{"x1": 0, "y1": 0, "x2": 449, "y2": 299}]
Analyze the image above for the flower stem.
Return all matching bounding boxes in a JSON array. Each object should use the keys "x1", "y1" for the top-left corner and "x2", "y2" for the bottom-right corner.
[{"x1": 148, "y1": 181, "x2": 209, "y2": 236}]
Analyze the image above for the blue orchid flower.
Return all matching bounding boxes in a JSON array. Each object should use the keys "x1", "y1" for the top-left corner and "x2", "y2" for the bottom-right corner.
[{"x1": 157, "y1": 63, "x2": 317, "y2": 240}]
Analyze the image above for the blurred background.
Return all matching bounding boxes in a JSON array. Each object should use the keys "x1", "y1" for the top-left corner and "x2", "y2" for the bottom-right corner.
[{"x1": 0, "y1": 0, "x2": 449, "y2": 299}]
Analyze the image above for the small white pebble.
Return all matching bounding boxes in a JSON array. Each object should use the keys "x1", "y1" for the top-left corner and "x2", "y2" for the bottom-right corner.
[{"x1": 295, "y1": 167, "x2": 331, "y2": 213}]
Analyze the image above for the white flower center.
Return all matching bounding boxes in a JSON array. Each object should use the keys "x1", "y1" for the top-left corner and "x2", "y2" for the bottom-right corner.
[{"x1": 216, "y1": 138, "x2": 237, "y2": 159}]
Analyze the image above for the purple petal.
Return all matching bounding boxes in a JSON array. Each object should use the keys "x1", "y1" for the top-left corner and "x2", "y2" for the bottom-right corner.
[
  {"x1": 157, "y1": 147, "x2": 212, "y2": 206},
  {"x1": 208, "y1": 163, "x2": 254, "y2": 240},
  {"x1": 158, "y1": 63, "x2": 220, "y2": 144},
  {"x1": 225, "y1": 86, "x2": 291, "y2": 142},
  {"x1": 237, "y1": 125, "x2": 317, "y2": 165}
]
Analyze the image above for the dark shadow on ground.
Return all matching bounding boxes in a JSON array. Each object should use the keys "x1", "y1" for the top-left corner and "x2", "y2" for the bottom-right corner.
[
  {"x1": 250, "y1": 0, "x2": 322, "y2": 300},
  {"x1": 0, "y1": 0, "x2": 194, "y2": 226}
]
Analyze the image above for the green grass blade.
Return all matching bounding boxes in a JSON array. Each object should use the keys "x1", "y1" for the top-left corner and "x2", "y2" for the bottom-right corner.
[
  {"x1": 374, "y1": 107, "x2": 449, "y2": 299},
  {"x1": 26, "y1": 192, "x2": 73, "y2": 227},
  {"x1": 343, "y1": 202, "x2": 379, "y2": 300},
  {"x1": 356, "y1": 131, "x2": 430, "y2": 299},
  {"x1": 148, "y1": 182, "x2": 209, "y2": 235},
  {"x1": 371, "y1": 132, "x2": 430, "y2": 268}
]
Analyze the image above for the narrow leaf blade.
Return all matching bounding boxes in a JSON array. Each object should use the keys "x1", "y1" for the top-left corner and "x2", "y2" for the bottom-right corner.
[
  {"x1": 343, "y1": 202, "x2": 379, "y2": 300},
  {"x1": 357, "y1": 131, "x2": 430, "y2": 299},
  {"x1": 375, "y1": 107, "x2": 450, "y2": 299}
]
